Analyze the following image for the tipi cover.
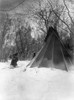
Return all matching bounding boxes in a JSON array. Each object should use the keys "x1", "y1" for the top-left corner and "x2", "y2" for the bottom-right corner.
[{"x1": 29, "y1": 27, "x2": 73, "y2": 71}]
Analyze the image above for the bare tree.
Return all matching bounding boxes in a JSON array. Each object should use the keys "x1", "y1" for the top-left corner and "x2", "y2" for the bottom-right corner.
[
  {"x1": 29, "y1": 0, "x2": 67, "y2": 36},
  {"x1": 29, "y1": 0, "x2": 74, "y2": 38}
]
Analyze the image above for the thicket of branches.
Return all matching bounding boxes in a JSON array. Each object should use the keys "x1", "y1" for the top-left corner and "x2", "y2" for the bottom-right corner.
[
  {"x1": 15, "y1": 25, "x2": 43, "y2": 60},
  {"x1": 0, "y1": 0, "x2": 74, "y2": 61},
  {"x1": 29, "y1": 0, "x2": 74, "y2": 52},
  {"x1": 0, "y1": 15, "x2": 44, "y2": 61},
  {"x1": 0, "y1": 14, "x2": 12, "y2": 61},
  {"x1": 30, "y1": 0, "x2": 74, "y2": 35}
]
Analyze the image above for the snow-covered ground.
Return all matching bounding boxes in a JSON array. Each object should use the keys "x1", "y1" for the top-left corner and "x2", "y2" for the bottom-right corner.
[{"x1": 0, "y1": 60, "x2": 74, "y2": 100}]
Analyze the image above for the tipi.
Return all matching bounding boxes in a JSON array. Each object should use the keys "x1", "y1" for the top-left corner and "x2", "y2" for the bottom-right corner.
[{"x1": 29, "y1": 27, "x2": 73, "y2": 71}]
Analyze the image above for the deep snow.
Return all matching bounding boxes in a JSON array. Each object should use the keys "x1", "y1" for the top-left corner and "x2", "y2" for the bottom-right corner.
[{"x1": 0, "y1": 60, "x2": 74, "y2": 100}]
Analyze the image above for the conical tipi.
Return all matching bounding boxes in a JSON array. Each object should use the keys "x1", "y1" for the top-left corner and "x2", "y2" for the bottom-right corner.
[{"x1": 29, "y1": 27, "x2": 73, "y2": 71}]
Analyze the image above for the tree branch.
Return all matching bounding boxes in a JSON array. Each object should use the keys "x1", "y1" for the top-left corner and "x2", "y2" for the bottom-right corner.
[{"x1": 63, "y1": 0, "x2": 74, "y2": 25}]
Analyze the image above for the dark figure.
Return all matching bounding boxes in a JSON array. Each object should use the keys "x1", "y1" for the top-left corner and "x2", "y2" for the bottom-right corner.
[
  {"x1": 11, "y1": 53, "x2": 18, "y2": 67},
  {"x1": 33, "y1": 53, "x2": 36, "y2": 58}
]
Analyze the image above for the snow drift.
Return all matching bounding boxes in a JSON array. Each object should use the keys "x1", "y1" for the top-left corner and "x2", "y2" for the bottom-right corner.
[{"x1": 0, "y1": 61, "x2": 74, "y2": 100}]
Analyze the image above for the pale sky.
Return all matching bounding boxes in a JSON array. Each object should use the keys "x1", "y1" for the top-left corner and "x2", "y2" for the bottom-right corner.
[{"x1": 0, "y1": 0, "x2": 29, "y2": 11}]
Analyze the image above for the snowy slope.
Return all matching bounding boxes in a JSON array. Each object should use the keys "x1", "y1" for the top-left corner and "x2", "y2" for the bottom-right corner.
[{"x1": 0, "y1": 61, "x2": 74, "y2": 100}]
